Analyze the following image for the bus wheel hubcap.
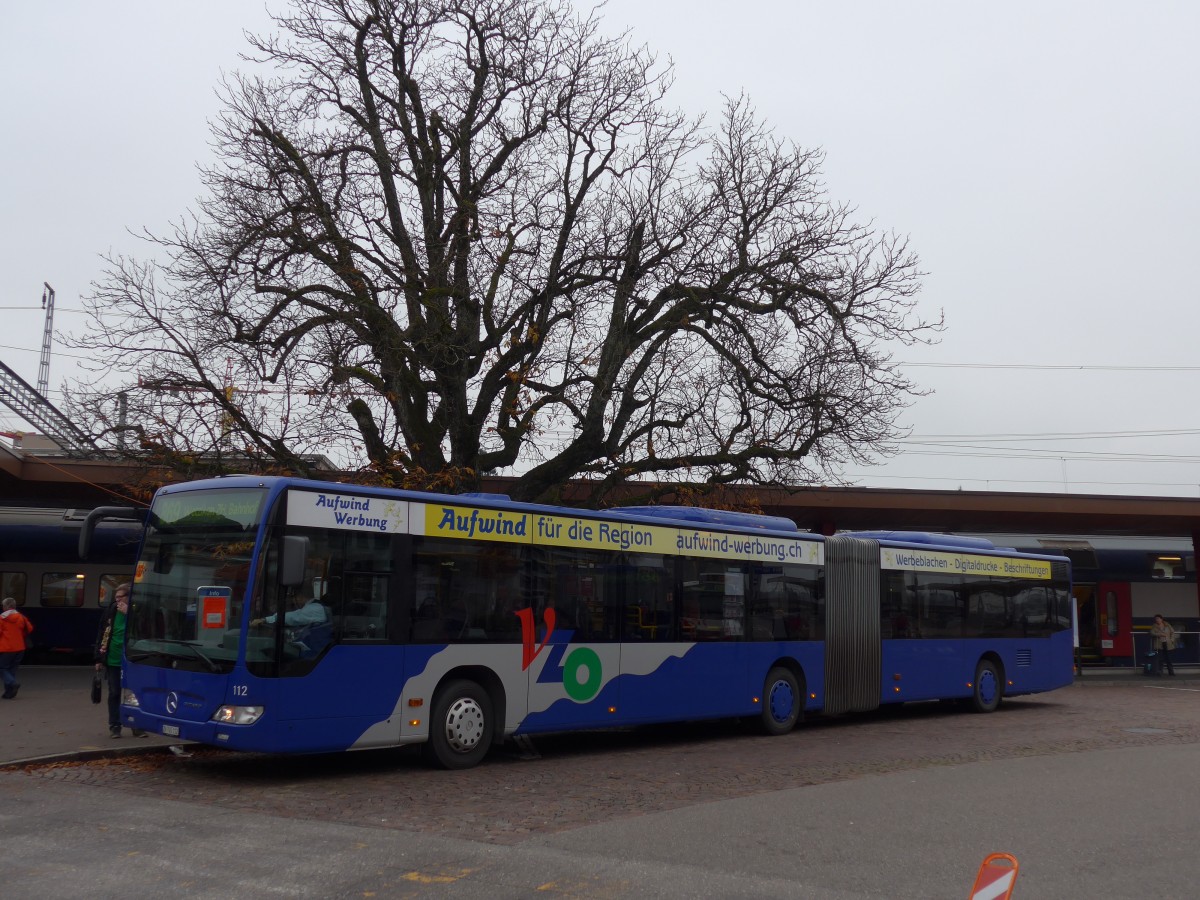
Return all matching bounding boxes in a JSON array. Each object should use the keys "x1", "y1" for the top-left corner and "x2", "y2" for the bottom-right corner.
[
  {"x1": 445, "y1": 697, "x2": 485, "y2": 752},
  {"x1": 769, "y1": 680, "x2": 794, "y2": 722},
  {"x1": 979, "y1": 671, "x2": 996, "y2": 704}
]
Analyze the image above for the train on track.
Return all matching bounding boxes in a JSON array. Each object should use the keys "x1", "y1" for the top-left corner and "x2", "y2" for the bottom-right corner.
[
  {"x1": 0, "y1": 507, "x2": 141, "y2": 661},
  {"x1": 964, "y1": 533, "x2": 1198, "y2": 668}
]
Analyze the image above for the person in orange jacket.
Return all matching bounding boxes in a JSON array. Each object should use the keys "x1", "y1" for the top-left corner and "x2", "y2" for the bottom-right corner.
[{"x1": 0, "y1": 596, "x2": 34, "y2": 699}]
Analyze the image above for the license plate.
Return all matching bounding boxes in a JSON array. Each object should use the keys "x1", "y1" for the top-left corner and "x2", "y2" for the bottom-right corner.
[{"x1": 162, "y1": 724, "x2": 180, "y2": 737}]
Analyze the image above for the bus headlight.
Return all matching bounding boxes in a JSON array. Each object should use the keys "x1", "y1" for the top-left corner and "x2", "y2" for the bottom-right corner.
[
  {"x1": 121, "y1": 689, "x2": 140, "y2": 708},
  {"x1": 211, "y1": 705, "x2": 264, "y2": 725}
]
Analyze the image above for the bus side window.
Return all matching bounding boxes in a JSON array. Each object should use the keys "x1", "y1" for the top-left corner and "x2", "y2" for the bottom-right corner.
[
  {"x1": 882, "y1": 571, "x2": 909, "y2": 638},
  {"x1": 341, "y1": 573, "x2": 388, "y2": 640},
  {"x1": 153, "y1": 543, "x2": 176, "y2": 575},
  {"x1": 412, "y1": 596, "x2": 443, "y2": 641}
]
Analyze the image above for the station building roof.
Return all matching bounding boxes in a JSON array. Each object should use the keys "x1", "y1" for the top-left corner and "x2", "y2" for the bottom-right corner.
[{"x1": 3, "y1": 442, "x2": 1200, "y2": 539}]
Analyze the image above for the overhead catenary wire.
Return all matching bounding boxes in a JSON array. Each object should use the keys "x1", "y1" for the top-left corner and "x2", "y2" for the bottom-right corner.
[
  {"x1": 898, "y1": 361, "x2": 1200, "y2": 372},
  {"x1": 4, "y1": 344, "x2": 1200, "y2": 486},
  {"x1": 17, "y1": 454, "x2": 148, "y2": 506},
  {"x1": 0, "y1": 305, "x2": 87, "y2": 311},
  {"x1": 899, "y1": 447, "x2": 1200, "y2": 464},
  {"x1": 0, "y1": 342, "x2": 92, "y2": 360},
  {"x1": 906, "y1": 428, "x2": 1200, "y2": 442},
  {"x1": 845, "y1": 471, "x2": 1200, "y2": 490}
]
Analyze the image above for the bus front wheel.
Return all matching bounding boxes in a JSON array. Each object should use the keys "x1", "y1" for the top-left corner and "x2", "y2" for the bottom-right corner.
[
  {"x1": 760, "y1": 667, "x2": 803, "y2": 735},
  {"x1": 425, "y1": 679, "x2": 493, "y2": 769},
  {"x1": 970, "y1": 659, "x2": 1003, "y2": 713}
]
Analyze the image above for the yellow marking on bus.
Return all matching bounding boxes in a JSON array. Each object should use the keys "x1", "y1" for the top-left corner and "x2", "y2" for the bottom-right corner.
[{"x1": 880, "y1": 547, "x2": 1051, "y2": 580}]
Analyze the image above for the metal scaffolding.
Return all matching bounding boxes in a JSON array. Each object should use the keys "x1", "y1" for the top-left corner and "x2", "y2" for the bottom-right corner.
[
  {"x1": 38, "y1": 282, "x2": 56, "y2": 398},
  {"x1": 0, "y1": 357, "x2": 99, "y2": 457}
]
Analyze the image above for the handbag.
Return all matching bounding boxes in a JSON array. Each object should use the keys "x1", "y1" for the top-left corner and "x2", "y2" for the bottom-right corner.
[{"x1": 91, "y1": 672, "x2": 102, "y2": 704}]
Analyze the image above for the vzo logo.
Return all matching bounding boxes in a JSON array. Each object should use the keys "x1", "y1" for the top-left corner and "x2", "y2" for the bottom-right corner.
[{"x1": 516, "y1": 608, "x2": 603, "y2": 702}]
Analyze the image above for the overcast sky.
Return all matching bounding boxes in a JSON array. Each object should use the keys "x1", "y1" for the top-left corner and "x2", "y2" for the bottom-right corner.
[{"x1": 3, "y1": 1, "x2": 1198, "y2": 496}]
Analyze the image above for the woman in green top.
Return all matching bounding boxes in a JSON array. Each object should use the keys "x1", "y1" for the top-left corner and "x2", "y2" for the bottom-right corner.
[{"x1": 94, "y1": 583, "x2": 146, "y2": 738}]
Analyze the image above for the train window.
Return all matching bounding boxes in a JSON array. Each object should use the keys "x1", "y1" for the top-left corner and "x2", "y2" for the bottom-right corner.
[
  {"x1": 41, "y1": 572, "x2": 86, "y2": 608},
  {"x1": 98, "y1": 574, "x2": 130, "y2": 607},
  {"x1": 1037, "y1": 541, "x2": 1097, "y2": 570},
  {"x1": 1, "y1": 571, "x2": 28, "y2": 607},
  {"x1": 1150, "y1": 555, "x2": 1186, "y2": 580}
]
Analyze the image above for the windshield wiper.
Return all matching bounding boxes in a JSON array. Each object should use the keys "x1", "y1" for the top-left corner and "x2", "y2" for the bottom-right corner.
[{"x1": 144, "y1": 639, "x2": 223, "y2": 673}]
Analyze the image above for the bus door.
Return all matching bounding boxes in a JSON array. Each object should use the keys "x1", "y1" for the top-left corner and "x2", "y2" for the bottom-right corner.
[
  {"x1": 271, "y1": 645, "x2": 405, "y2": 723},
  {"x1": 608, "y1": 558, "x2": 749, "y2": 724},
  {"x1": 879, "y1": 569, "x2": 960, "y2": 701},
  {"x1": 656, "y1": 561, "x2": 749, "y2": 720},
  {"x1": 525, "y1": 600, "x2": 622, "y2": 730},
  {"x1": 267, "y1": 550, "x2": 405, "y2": 736},
  {"x1": 824, "y1": 536, "x2": 882, "y2": 714}
]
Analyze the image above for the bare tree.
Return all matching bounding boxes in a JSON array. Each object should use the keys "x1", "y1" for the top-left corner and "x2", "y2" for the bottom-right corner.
[{"x1": 66, "y1": 0, "x2": 939, "y2": 504}]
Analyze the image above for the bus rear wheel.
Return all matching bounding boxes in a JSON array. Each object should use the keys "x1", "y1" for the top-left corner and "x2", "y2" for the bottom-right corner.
[
  {"x1": 425, "y1": 679, "x2": 492, "y2": 769},
  {"x1": 760, "y1": 667, "x2": 803, "y2": 735},
  {"x1": 970, "y1": 659, "x2": 1003, "y2": 713}
]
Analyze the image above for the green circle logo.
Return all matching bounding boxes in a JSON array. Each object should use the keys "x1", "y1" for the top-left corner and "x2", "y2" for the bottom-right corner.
[{"x1": 563, "y1": 647, "x2": 602, "y2": 701}]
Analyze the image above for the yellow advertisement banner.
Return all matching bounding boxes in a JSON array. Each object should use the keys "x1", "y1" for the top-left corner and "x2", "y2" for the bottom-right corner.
[
  {"x1": 530, "y1": 513, "x2": 675, "y2": 554},
  {"x1": 413, "y1": 502, "x2": 825, "y2": 566},
  {"x1": 881, "y1": 547, "x2": 1051, "y2": 580},
  {"x1": 420, "y1": 503, "x2": 531, "y2": 544},
  {"x1": 679, "y1": 531, "x2": 824, "y2": 566}
]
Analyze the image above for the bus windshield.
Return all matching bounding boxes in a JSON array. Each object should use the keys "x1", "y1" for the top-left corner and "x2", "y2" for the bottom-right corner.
[{"x1": 126, "y1": 488, "x2": 266, "y2": 673}]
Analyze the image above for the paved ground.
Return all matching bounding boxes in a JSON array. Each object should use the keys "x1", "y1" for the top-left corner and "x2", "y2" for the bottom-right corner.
[
  {"x1": 1, "y1": 664, "x2": 1192, "y2": 767},
  {"x1": 0, "y1": 665, "x2": 178, "y2": 764},
  {"x1": 2, "y1": 666, "x2": 1199, "y2": 897},
  {"x1": 5, "y1": 666, "x2": 1199, "y2": 842}
]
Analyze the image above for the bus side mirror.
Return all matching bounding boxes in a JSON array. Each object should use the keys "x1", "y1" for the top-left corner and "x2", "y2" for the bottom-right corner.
[
  {"x1": 153, "y1": 543, "x2": 176, "y2": 575},
  {"x1": 280, "y1": 535, "x2": 309, "y2": 587},
  {"x1": 79, "y1": 506, "x2": 141, "y2": 560}
]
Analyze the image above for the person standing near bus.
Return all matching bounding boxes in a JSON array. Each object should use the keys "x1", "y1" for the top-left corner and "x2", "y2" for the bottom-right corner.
[
  {"x1": 1150, "y1": 614, "x2": 1177, "y2": 677},
  {"x1": 0, "y1": 597, "x2": 34, "y2": 699},
  {"x1": 94, "y1": 583, "x2": 146, "y2": 737}
]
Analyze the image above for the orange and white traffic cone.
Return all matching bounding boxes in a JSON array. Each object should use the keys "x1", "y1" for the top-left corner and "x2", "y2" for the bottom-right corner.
[{"x1": 969, "y1": 852, "x2": 1019, "y2": 900}]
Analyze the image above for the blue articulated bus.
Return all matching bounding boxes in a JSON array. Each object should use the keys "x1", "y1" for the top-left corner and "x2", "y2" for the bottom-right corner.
[{"x1": 81, "y1": 477, "x2": 1075, "y2": 768}]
